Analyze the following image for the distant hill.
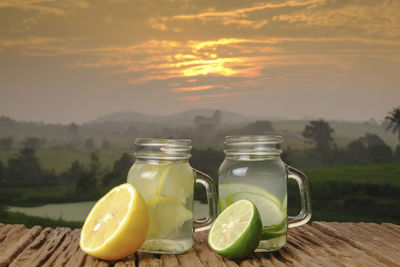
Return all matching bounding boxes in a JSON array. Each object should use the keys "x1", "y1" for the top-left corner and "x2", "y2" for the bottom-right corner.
[
  {"x1": 0, "y1": 111, "x2": 398, "y2": 149},
  {"x1": 91, "y1": 109, "x2": 278, "y2": 126},
  {"x1": 92, "y1": 111, "x2": 162, "y2": 123}
]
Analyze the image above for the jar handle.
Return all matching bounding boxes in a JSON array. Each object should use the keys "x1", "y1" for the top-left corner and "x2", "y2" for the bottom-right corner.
[
  {"x1": 193, "y1": 169, "x2": 217, "y2": 232},
  {"x1": 287, "y1": 166, "x2": 312, "y2": 228}
]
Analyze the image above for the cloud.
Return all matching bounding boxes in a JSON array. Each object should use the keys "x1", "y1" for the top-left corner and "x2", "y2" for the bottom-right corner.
[
  {"x1": 0, "y1": 0, "x2": 399, "y2": 106},
  {"x1": 0, "y1": 0, "x2": 65, "y2": 15},
  {"x1": 171, "y1": 0, "x2": 322, "y2": 21},
  {"x1": 172, "y1": 85, "x2": 216, "y2": 92}
]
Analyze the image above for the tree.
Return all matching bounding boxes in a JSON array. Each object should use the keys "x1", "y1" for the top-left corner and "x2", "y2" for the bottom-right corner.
[
  {"x1": 103, "y1": 153, "x2": 133, "y2": 187},
  {"x1": 302, "y1": 120, "x2": 335, "y2": 161},
  {"x1": 75, "y1": 172, "x2": 96, "y2": 194},
  {"x1": 84, "y1": 138, "x2": 95, "y2": 150},
  {"x1": 0, "y1": 160, "x2": 4, "y2": 184},
  {"x1": 347, "y1": 140, "x2": 369, "y2": 164},
  {"x1": 368, "y1": 144, "x2": 393, "y2": 163},
  {"x1": 211, "y1": 110, "x2": 223, "y2": 126},
  {"x1": 61, "y1": 160, "x2": 85, "y2": 184},
  {"x1": 358, "y1": 133, "x2": 385, "y2": 147},
  {"x1": 0, "y1": 137, "x2": 13, "y2": 149},
  {"x1": 22, "y1": 137, "x2": 42, "y2": 149},
  {"x1": 89, "y1": 152, "x2": 101, "y2": 175},
  {"x1": 4, "y1": 148, "x2": 42, "y2": 186},
  {"x1": 67, "y1": 122, "x2": 80, "y2": 136},
  {"x1": 395, "y1": 145, "x2": 400, "y2": 160},
  {"x1": 241, "y1": 120, "x2": 274, "y2": 134},
  {"x1": 193, "y1": 110, "x2": 223, "y2": 129},
  {"x1": 385, "y1": 106, "x2": 400, "y2": 140},
  {"x1": 101, "y1": 139, "x2": 112, "y2": 150}
]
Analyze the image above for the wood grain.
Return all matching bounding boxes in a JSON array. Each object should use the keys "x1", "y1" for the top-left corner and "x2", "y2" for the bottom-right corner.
[{"x1": 0, "y1": 222, "x2": 399, "y2": 267}]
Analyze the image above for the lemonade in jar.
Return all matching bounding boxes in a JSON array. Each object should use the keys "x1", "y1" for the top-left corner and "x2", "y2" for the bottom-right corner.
[
  {"x1": 127, "y1": 138, "x2": 216, "y2": 254},
  {"x1": 218, "y1": 136, "x2": 311, "y2": 252}
]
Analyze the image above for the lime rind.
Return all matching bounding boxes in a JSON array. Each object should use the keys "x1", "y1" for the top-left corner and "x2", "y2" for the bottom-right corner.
[
  {"x1": 261, "y1": 216, "x2": 287, "y2": 240},
  {"x1": 208, "y1": 199, "x2": 262, "y2": 260},
  {"x1": 230, "y1": 192, "x2": 285, "y2": 226},
  {"x1": 219, "y1": 183, "x2": 282, "y2": 207}
]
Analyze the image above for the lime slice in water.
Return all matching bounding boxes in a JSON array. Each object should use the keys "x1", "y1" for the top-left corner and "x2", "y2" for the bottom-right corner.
[
  {"x1": 219, "y1": 183, "x2": 281, "y2": 209},
  {"x1": 208, "y1": 199, "x2": 262, "y2": 260},
  {"x1": 156, "y1": 163, "x2": 194, "y2": 204},
  {"x1": 146, "y1": 197, "x2": 192, "y2": 238},
  {"x1": 230, "y1": 192, "x2": 285, "y2": 227}
]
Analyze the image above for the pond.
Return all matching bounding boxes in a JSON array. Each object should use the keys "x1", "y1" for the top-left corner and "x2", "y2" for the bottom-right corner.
[{"x1": 7, "y1": 200, "x2": 209, "y2": 222}]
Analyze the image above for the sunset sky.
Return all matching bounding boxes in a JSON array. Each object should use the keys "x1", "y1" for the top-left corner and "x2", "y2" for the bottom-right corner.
[{"x1": 0, "y1": 0, "x2": 399, "y2": 123}]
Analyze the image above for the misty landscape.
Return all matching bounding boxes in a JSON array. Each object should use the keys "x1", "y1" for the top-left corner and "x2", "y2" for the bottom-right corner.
[
  {"x1": 1, "y1": 2, "x2": 400, "y2": 260},
  {"x1": 1, "y1": 108, "x2": 399, "y2": 228}
]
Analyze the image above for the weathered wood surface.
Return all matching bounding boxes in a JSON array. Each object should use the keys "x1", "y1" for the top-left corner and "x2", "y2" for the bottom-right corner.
[{"x1": 0, "y1": 222, "x2": 399, "y2": 267}]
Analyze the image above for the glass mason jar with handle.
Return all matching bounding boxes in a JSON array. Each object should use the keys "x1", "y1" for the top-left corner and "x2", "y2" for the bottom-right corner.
[
  {"x1": 127, "y1": 138, "x2": 217, "y2": 254},
  {"x1": 218, "y1": 135, "x2": 311, "y2": 252}
]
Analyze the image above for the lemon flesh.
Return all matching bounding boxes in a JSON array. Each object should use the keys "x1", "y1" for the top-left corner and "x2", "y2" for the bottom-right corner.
[
  {"x1": 208, "y1": 199, "x2": 262, "y2": 260},
  {"x1": 80, "y1": 183, "x2": 149, "y2": 261}
]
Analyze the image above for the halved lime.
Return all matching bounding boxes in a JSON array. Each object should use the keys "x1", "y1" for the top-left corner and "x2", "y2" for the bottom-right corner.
[
  {"x1": 208, "y1": 199, "x2": 262, "y2": 260},
  {"x1": 146, "y1": 197, "x2": 193, "y2": 238}
]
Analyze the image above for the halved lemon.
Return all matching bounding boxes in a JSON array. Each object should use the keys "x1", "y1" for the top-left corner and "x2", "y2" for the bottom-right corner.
[{"x1": 80, "y1": 183, "x2": 149, "y2": 260}]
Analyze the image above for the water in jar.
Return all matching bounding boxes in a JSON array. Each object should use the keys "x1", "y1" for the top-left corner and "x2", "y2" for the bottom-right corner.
[
  {"x1": 127, "y1": 161, "x2": 194, "y2": 254},
  {"x1": 218, "y1": 157, "x2": 287, "y2": 252}
]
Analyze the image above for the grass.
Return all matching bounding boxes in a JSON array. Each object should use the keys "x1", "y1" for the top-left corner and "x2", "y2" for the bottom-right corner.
[
  {"x1": 0, "y1": 149, "x2": 129, "y2": 173},
  {"x1": 0, "y1": 185, "x2": 110, "y2": 207},
  {"x1": 305, "y1": 163, "x2": 400, "y2": 186},
  {"x1": 1, "y1": 156, "x2": 399, "y2": 227},
  {"x1": 0, "y1": 206, "x2": 83, "y2": 229}
]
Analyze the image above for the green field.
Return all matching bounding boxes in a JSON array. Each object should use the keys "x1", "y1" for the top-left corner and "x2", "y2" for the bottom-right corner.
[
  {"x1": 0, "y1": 149, "x2": 129, "y2": 173},
  {"x1": 1, "y1": 163, "x2": 399, "y2": 227},
  {"x1": 305, "y1": 164, "x2": 400, "y2": 186}
]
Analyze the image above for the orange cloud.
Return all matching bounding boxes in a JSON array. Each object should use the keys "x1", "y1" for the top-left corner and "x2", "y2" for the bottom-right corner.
[
  {"x1": 172, "y1": 85, "x2": 215, "y2": 92},
  {"x1": 175, "y1": 91, "x2": 247, "y2": 102},
  {"x1": 171, "y1": 0, "x2": 322, "y2": 20}
]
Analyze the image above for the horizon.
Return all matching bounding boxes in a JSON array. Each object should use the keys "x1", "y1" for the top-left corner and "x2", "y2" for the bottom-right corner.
[
  {"x1": 1, "y1": 0, "x2": 399, "y2": 124},
  {"x1": 0, "y1": 107, "x2": 390, "y2": 125}
]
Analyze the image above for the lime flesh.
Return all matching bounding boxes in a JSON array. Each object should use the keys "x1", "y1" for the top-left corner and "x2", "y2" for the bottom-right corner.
[
  {"x1": 219, "y1": 183, "x2": 287, "y2": 242},
  {"x1": 208, "y1": 199, "x2": 262, "y2": 260}
]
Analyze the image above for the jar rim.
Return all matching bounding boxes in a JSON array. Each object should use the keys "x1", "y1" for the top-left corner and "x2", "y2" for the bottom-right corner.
[
  {"x1": 224, "y1": 135, "x2": 283, "y2": 157},
  {"x1": 225, "y1": 135, "x2": 283, "y2": 145},
  {"x1": 135, "y1": 138, "x2": 191, "y2": 146},
  {"x1": 134, "y1": 138, "x2": 192, "y2": 160}
]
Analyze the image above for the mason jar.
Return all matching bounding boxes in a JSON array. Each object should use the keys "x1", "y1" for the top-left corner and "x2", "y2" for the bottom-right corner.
[
  {"x1": 127, "y1": 138, "x2": 217, "y2": 254},
  {"x1": 218, "y1": 135, "x2": 311, "y2": 252}
]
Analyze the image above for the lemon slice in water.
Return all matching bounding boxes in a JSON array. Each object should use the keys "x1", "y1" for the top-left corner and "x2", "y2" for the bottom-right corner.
[
  {"x1": 156, "y1": 163, "x2": 194, "y2": 204},
  {"x1": 146, "y1": 197, "x2": 193, "y2": 238}
]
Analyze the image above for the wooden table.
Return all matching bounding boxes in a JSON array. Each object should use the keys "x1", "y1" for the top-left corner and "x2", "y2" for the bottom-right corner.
[{"x1": 0, "y1": 222, "x2": 399, "y2": 267}]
